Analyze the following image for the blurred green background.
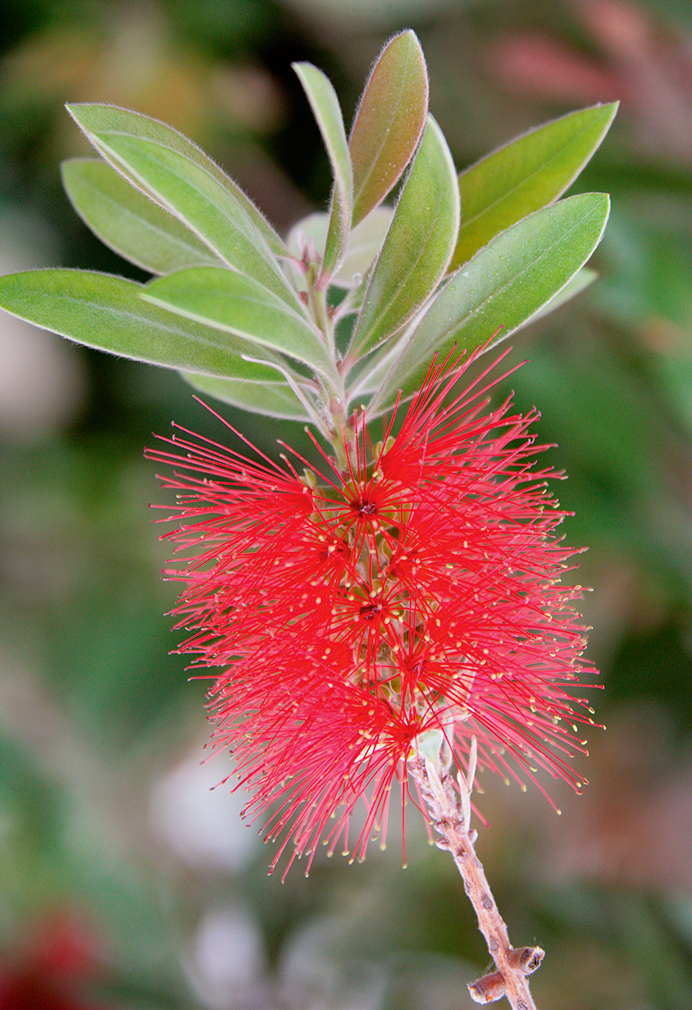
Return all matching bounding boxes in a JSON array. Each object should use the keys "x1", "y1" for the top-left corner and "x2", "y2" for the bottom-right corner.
[{"x1": 2, "y1": 1, "x2": 692, "y2": 1007}]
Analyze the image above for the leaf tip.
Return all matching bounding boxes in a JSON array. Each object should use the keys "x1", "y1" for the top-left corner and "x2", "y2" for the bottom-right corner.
[
  {"x1": 388, "y1": 27, "x2": 425, "y2": 58},
  {"x1": 598, "y1": 99, "x2": 620, "y2": 126}
]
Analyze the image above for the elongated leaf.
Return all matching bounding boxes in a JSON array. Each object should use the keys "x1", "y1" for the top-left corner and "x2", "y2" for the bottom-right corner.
[
  {"x1": 142, "y1": 267, "x2": 337, "y2": 380},
  {"x1": 77, "y1": 133, "x2": 295, "y2": 306},
  {"x1": 61, "y1": 159, "x2": 222, "y2": 274},
  {"x1": 350, "y1": 116, "x2": 459, "y2": 357},
  {"x1": 66, "y1": 104, "x2": 299, "y2": 310},
  {"x1": 349, "y1": 30, "x2": 428, "y2": 227},
  {"x1": 352, "y1": 269, "x2": 599, "y2": 403},
  {"x1": 67, "y1": 104, "x2": 287, "y2": 256},
  {"x1": 181, "y1": 371, "x2": 310, "y2": 420},
  {"x1": 293, "y1": 62, "x2": 352, "y2": 283},
  {"x1": 452, "y1": 103, "x2": 618, "y2": 268},
  {"x1": 0, "y1": 269, "x2": 290, "y2": 380},
  {"x1": 366, "y1": 193, "x2": 611, "y2": 414}
]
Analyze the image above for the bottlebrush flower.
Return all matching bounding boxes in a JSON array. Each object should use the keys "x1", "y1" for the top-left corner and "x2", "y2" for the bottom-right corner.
[{"x1": 146, "y1": 348, "x2": 599, "y2": 876}]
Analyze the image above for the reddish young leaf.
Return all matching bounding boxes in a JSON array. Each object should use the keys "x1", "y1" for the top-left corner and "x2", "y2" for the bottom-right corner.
[{"x1": 349, "y1": 30, "x2": 428, "y2": 227}]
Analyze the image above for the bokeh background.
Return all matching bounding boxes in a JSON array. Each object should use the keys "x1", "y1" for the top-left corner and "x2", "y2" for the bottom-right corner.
[{"x1": 2, "y1": 1, "x2": 692, "y2": 1007}]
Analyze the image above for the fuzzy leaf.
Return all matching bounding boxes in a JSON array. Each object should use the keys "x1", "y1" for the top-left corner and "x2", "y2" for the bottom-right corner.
[
  {"x1": 67, "y1": 104, "x2": 287, "y2": 253},
  {"x1": 293, "y1": 62, "x2": 353, "y2": 282},
  {"x1": 66, "y1": 104, "x2": 298, "y2": 308},
  {"x1": 142, "y1": 267, "x2": 337, "y2": 380},
  {"x1": 61, "y1": 159, "x2": 222, "y2": 274},
  {"x1": 366, "y1": 193, "x2": 611, "y2": 414},
  {"x1": 452, "y1": 103, "x2": 618, "y2": 268},
  {"x1": 349, "y1": 30, "x2": 428, "y2": 227},
  {"x1": 349, "y1": 116, "x2": 459, "y2": 357},
  {"x1": 181, "y1": 371, "x2": 310, "y2": 420},
  {"x1": 0, "y1": 269, "x2": 289, "y2": 379}
]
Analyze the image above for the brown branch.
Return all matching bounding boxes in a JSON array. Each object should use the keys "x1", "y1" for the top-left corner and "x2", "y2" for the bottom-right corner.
[{"x1": 409, "y1": 745, "x2": 543, "y2": 1008}]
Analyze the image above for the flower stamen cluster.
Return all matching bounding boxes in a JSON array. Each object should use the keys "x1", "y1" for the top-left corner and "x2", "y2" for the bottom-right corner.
[{"x1": 146, "y1": 349, "x2": 599, "y2": 876}]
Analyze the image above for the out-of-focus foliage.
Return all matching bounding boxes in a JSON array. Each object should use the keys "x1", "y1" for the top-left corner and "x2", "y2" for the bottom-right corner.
[{"x1": 2, "y1": 2, "x2": 692, "y2": 1009}]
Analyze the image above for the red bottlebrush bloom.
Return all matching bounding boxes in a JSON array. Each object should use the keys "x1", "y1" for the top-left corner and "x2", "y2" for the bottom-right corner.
[{"x1": 146, "y1": 349, "x2": 599, "y2": 875}]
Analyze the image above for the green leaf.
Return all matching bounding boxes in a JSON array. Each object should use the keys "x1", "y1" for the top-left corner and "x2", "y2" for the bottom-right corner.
[
  {"x1": 61, "y1": 159, "x2": 223, "y2": 274},
  {"x1": 452, "y1": 103, "x2": 618, "y2": 268},
  {"x1": 67, "y1": 104, "x2": 287, "y2": 255},
  {"x1": 349, "y1": 115, "x2": 460, "y2": 357},
  {"x1": 349, "y1": 30, "x2": 428, "y2": 227},
  {"x1": 365, "y1": 193, "x2": 611, "y2": 414},
  {"x1": 142, "y1": 267, "x2": 337, "y2": 380},
  {"x1": 527, "y1": 266, "x2": 597, "y2": 324},
  {"x1": 293, "y1": 62, "x2": 353, "y2": 283},
  {"x1": 181, "y1": 371, "x2": 310, "y2": 421},
  {"x1": 0, "y1": 269, "x2": 287, "y2": 380},
  {"x1": 66, "y1": 104, "x2": 298, "y2": 308}
]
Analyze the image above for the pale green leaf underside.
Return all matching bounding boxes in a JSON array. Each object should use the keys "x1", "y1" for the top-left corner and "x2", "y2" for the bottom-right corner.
[
  {"x1": 349, "y1": 30, "x2": 428, "y2": 227},
  {"x1": 66, "y1": 104, "x2": 302, "y2": 316},
  {"x1": 452, "y1": 102, "x2": 618, "y2": 268},
  {"x1": 66, "y1": 103, "x2": 287, "y2": 258},
  {"x1": 61, "y1": 159, "x2": 222, "y2": 274},
  {"x1": 293, "y1": 62, "x2": 353, "y2": 282},
  {"x1": 350, "y1": 115, "x2": 460, "y2": 357},
  {"x1": 77, "y1": 130, "x2": 298, "y2": 309},
  {"x1": 366, "y1": 193, "x2": 611, "y2": 413},
  {"x1": 286, "y1": 207, "x2": 393, "y2": 290},
  {"x1": 0, "y1": 269, "x2": 288, "y2": 380},
  {"x1": 335, "y1": 207, "x2": 393, "y2": 288},
  {"x1": 181, "y1": 371, "x2": 310, "y2": 421},
  {"x1": 142, "y1": 267, "x2": 337, "y2": 380}
]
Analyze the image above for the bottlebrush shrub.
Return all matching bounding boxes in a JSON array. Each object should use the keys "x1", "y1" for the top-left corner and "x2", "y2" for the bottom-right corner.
[
  {"x1": 146, "y1": 346, "x2": 599, "y2": 875},
  {"x1": 0, "y1": 28, "x2": 614, "y2": 991},
  {"x1": 0, "y1": 27, "x2": 614, "y2": 1005}
]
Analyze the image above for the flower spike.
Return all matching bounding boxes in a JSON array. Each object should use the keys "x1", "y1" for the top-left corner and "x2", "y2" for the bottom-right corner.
[{"x1": 146, "y1": 350, "x2": 599, "y2": 876}]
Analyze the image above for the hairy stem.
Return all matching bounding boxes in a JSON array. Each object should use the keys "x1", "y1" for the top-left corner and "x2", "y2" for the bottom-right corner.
[{"x1": 409, "y1": 752, "x2": 543, "y2": 1008}]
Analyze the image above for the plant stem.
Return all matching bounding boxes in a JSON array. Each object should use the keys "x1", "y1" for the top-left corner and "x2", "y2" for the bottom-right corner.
[{"x1": 409, "y1": 752, "x2": 543, "y2": 1008}]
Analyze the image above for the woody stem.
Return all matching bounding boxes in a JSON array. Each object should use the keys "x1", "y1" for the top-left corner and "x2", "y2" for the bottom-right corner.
[{"x1": 409, "y1": 755, "x2": 543, "y2": 1009}]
